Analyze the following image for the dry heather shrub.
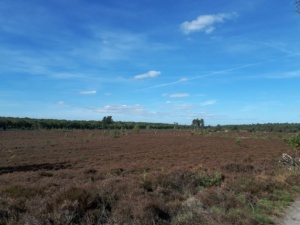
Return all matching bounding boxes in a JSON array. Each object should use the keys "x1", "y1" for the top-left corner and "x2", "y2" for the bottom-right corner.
[
  {"x1": 0, "y1": 197, "x2": 27, "y2": 225},
  {"x1": 2, "y1": 185, "x2": 44, "y2": 199},
  {"x1": 0, "y1": 185, "x2": 47, "y2": 225},
  {"x1": 225, "y1": 175, "x2": 285, "y2": 198},
  {"x1": 196, "y1": 187, "x2": 239, "y2": 210},
  {"x1": 0, "y1": 185, "x2": 113, "y2": 225},
  {"x1": 52, "y1": 187, "x2": 111, "y2": 224},
  {"x1": 222, "y1": 163, "x2": 255, "y2": 173},
  {"x1": 193, "y1": 187, "x2": 261, "y2": 225},
  {"x1": 173, "y1": 196, "x2": 207, "y2": 225},
  {"x1": 85, "y1": 175, "x2": 172, "y2": 225},
  {"x1": 98, "y1": 176, "x2": 141, "y2": 203},
  {"x1": 55, "y1": 187, "x2": 91, "y2": 205},
  {"x1": 285, "y1": 172, "x2": 300, "y2": 186},
  {"x1": 3, "y1": 165, "x2": 297, "y2": 225},
  {"x1": 113, "y1": 196, "x2": 170, "y2": 225},
  {"x1": 155, "y1": 168, "x2": 194, "y2": 193},
  {"x1": 152, "y1": 185, "x2": 184, "y2": 203},
  {"x1": 154, "y1": 167, "x2": 223, "y2": 195}
]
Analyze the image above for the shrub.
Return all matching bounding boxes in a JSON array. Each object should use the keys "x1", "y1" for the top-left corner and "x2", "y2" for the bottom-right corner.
[
  {"x1": 285, "y1": 133, "x2": 300, "y2": 148},
  {"x1": 55, "y1": 187, "x2": 90, "y2": 205},
  {"x1": 2, "y1": 186, "x2": 43, "y2": 199},
  {"x1": 110, "y1": 130, "x2": 121, "y2": 138},
  {"x1": 235, "y1": 138, "x2": 241, "y2": 146},
  {"x1": 133, "y1": 124, "x2": 140, "y2": 133},
  {"x1": 155, "y1": 168, "x2": 223, "y2": 196}
]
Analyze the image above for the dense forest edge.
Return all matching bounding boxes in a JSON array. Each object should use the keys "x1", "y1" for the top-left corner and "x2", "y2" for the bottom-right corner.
[{"x1": 1, "y1": 116, "x2": 300, "y2": 133}]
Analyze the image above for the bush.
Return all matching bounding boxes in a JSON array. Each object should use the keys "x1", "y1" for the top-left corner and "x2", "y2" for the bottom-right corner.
[
  {"x1": 110, "y1": 130, "x2": 121, "y2": 138},
  {"x1": 2, "y1": 186, "x2": 43, "y2": 199},
  {"x1": 155, "y1": 168, "x2": 224, "y2": 196},
  {"x1": 133, "y1": 124, "x2": 140, "y2": 133},
  {"x1": 285, "y1": 133, "x2": 300, "y2": 148}
]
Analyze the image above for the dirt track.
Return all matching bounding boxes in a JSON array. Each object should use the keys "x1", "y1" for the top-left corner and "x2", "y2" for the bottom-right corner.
[{"x1": 277, "y1": 201, "x2": 300, "y2": 225}]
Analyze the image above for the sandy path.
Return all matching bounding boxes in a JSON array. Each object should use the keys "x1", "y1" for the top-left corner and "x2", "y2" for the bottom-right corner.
[{"x1": 277, "y1": 201, "x2": 300, "y2": 225}]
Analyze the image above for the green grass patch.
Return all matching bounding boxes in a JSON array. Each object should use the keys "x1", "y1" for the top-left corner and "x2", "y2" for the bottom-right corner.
[{"x1": 253, "y1": 212, "x2": 274, "y2": 224}]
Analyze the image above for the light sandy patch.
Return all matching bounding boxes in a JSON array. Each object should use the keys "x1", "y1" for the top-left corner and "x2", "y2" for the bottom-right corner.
[{"x1": 276, "y1": 201, "x2": 300, "y2": 225}]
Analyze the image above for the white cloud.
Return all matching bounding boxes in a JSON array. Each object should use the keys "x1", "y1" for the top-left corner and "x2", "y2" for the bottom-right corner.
[
  {"x1": 95, "y1": 104, "x2": 158, "y2": 118},
  {"x1": 179, "y1": 77, "x2": 188, "y2": 82},
  {"x1": 56, "y1": 101, "x2": 65, "y2": 105},
  {"x1": 134, "y1": 70, "x2": 161, "y2": 79},
  {"x1": 79, "y1": 90, "x2": 97, "y2": 95},
  {"x1": 170, "y1": 93, "x2": 189, "y2": 98},
  {"x1": 201, "y1": 100, "x2": 216, "y2": 106},
  {"x1": 180, "y1": 13, "x2": 237, "y2": 35},
  {"x1": 172, "y1": 104, "x2": 194, "y2": 110}
]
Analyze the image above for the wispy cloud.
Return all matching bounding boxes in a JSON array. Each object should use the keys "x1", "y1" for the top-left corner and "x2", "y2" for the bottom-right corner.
[
  {"x1": 241, "y1": 105, "x2": 257, "y2": 112},
  {"x1": 180, "y1": 13, "x2": 237, "y2": 35},
  {"x1": 201, "y1": 100, "x2": 216, "y2": 106},
  {"x1": 79, "y1": 90, "x2": 97, "y2": 95},
  {"x1": 95, "y1": 104, "x2": 158, "y2": 118},
  {"x1": 179, "y1": 77, "x2": 188, "y2": 82},
  {"x1": 143, "y1": 77, "x2": 187, "y2": 90},
  {"x1": 95, "y1": 32, "x2": 145, "y2": 61},
  {"x1": 171, "y1": 104, "x2": 194, "y2": 110},
  {"x1": 56, "y1": 101, "x2": 65, "y2": 105},
  {"x1": 254, "y1": 41, "x2": 300, "y2": 55},
  {"x1": 170, "y1": 93, "x2": 189, "y2": 98},
  {"x1": 91, "y1": 30, "x2": 174, "y2": 62},
  {"x1": 51, "y1": 72, "x2": 87, "y2": 79},
  {"x1": 144, "y1": 59, "x2": 283, "y2": 90},
  {"x1": 97, "y1": 104, "x2": 142, "y2": 113},
  {"x1": 134, "y1": 70, "x2": 161, "y2": 79},
  {"x1": 265, "y1": 70, "x2": 300, "y2": 79}
]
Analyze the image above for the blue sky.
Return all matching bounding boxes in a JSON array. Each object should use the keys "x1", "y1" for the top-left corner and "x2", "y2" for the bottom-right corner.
[{"x1": 0, "y1": 0, "x2": 300, "y2": 125}]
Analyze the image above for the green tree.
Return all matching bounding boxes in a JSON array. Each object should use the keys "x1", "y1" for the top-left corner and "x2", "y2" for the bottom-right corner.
[
  {"x1": 192, "y1": 118, "x2": 200, "y2": 128},
  {"x1": 102, "y1": 116, "x2": 113, "y2": 124},
  {"x1": 192, "y1": 118, "x2": 205, "y2": 130},
  {"x1": 101, "y1": 116, "x2": 113, "y2": 129},
  {"x1": 199, "y1": 118, "x2": 204, "y2": 128}
]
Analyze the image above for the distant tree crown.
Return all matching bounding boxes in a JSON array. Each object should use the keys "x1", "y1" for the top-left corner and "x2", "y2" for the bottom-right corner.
[
  {"x1": 102, "y1": 116, "x2": 113, "y2": 125},
  {"x1": 192, "y1": 118, "x2": 205, "y2": 128}
]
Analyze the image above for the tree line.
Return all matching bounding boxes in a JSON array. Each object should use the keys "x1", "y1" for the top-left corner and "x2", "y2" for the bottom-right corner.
[
  {"x1": 0, "y1": 116, "x2": 299, "y2": 133},
  {"x1": 209, "y1": 123, "x2": 300, "y2": 133},
  {"x1": 0, "y1": 116, "x2": 175, "y2": 130}
]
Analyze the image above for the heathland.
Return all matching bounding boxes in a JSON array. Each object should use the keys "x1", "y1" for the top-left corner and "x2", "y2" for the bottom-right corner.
[{"x1": 1, "y1": 126, "x2": 300, "y2": 224}]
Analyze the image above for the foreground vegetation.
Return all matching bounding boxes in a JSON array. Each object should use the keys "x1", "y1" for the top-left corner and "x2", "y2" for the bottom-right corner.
[{"x1": 0, "y1": 165, "x2": 300, "y2": 225}]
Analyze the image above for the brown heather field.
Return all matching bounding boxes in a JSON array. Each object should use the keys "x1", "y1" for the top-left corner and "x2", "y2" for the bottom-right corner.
[{"x1": 0, "y1": 129, "x2": 300, "y2": 225}]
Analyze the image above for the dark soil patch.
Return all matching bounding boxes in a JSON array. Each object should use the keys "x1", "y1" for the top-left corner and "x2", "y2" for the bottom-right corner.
[{"x1": 0, "y1": 162, "x2": 71, "y2": 175}]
